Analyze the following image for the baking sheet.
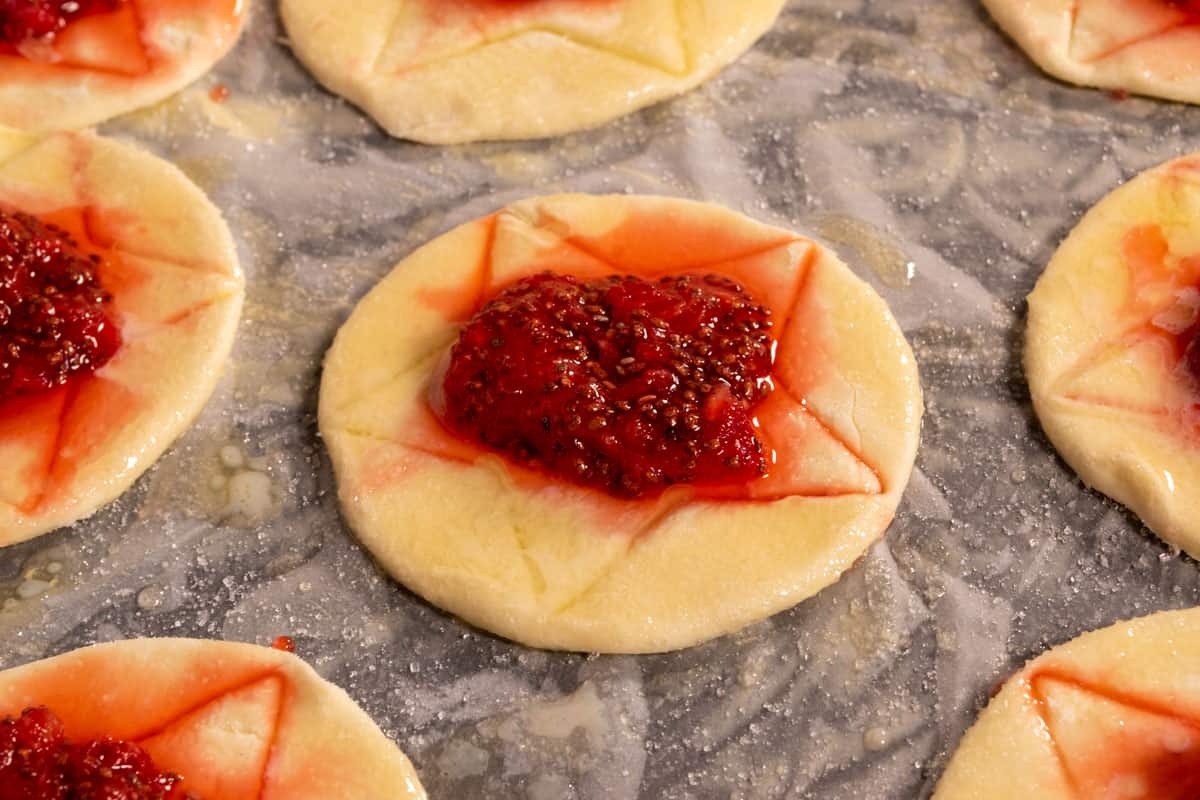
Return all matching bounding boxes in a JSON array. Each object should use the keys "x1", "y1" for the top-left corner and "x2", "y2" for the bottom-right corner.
[{"x1": 4, "y1": 1, "x2": 1200, "y2": 797}]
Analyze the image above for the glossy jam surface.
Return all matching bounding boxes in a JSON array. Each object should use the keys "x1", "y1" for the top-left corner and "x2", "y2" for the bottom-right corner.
[
  {"x1": 441, "y1": 271, "x2": 775, "y2": 497},
  {"x1": 0, "y1": 209, "x2": 121, "y2": 402},
  {"x1": 0, "y1": 0, "x2": 122, "y2": 47},
  {"x1": 0, "y1": 706, "x2": 193, "y2": 800},
  {"x1": 1170, "y1": 0, "x2": 1200, "y2": 20}
]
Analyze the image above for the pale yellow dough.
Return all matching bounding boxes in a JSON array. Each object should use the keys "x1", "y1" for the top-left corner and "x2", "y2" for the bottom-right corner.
[
  {"x1": 0, "y1": 1, "x2": 248, "y2": 132},
  {"x1": 279, "y1": 0, "x2": 786, "y2": 144},
  {"x1": 319, "y1": 194, "x2": 923, "y2": 654},
  {"x1": 0, "y1": 638, "x2": 427, "y2": 799},
  {"x1": 1025, "y1": 152, "x2": 1200, "y2": 559},
  {"x1": 0, "y1": 130, "x2": 243, "y2": 546},
  {"x1": 983, "y1": 0, "x2": 1200, "y2": 103},
  {"x1": 935, "y1": 608, "x2": 1200, "y2": 799}
]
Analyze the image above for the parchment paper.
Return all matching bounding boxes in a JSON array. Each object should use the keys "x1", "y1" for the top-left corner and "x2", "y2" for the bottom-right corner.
[{"x1": 4, "y1": 1, "x2": 1199, "y2": 797}]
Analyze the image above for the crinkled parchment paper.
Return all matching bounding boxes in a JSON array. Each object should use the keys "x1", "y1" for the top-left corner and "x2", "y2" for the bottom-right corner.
[{"x1": 4, "y1": 1, "x2": 1200, "y2": 797}]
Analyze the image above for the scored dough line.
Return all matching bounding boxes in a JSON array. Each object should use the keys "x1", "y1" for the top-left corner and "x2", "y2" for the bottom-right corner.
[
  {"x1": 1049, "y1": 320, "x2": 1175, "y2": 401},
  {"x1": 0, "y1": 133, "x2": 40, "y2": 172},
  {"x1": 112, "y1": 246, "x2": 241, "y2": 277},
  {"x1": 366, "y1": 3, "x2": 411, "y2": 76},
  {"x1": 673, "y1": 0, "x2": 691, "y2": 73},
  {"x1": 548, "y1": 493, "x2": 691, "y2": 618},
  {"x1": 255, "y1": 677, "x2": 290, "y2": 800},
  {"x1": 129, "y1": 669, "x2": 285, "y2": 741},
  {"x1": 510, "y1": 524, "x2": 549, "y2": 598},
  {"x1": 18, "y1": 381, "x2": 82, "y2": 515},
  {"x1": 533, "y1": 207, "x2": 802, "y2": 276},
  {"x1": 1025, "y1": 667, "x2": 1200, "y2": 799},
  {"x1": 329, "y1": 342, "x2": 453, "y2": 416},
  {"x1": 1025, "y1": 674, "x2": 1086, "y2": 800},
  {"x1": 547, "y1": 539, "x2": 637, "y2": 619},
  {"x1": 386, "y1": 25, "x2": 692, "y2": 80}
]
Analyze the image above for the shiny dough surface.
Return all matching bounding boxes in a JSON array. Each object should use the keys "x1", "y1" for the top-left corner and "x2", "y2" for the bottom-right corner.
[
  {"x1": 1025, "y1": 152, "x2": 1200, "y2": 559},
  {"x1": 319, "y1": 194, "x2": 923, "y2": 654},
  {"x1": 0, "y1": 0, "x2": 248, "y2": 131},
  {"x1": 279, "y1": 0, "x2": 786, "y2": 144},
  {"x1": 934, "y1": 608, "x2": 1200, "y2": 799},
  {"x1": 0, "y1": 638, "x2": 427, "y2": 800},
  {"x1": 0, "y1": 130, "x2": 243, "y2": 546},
  {"x1": 983, "y1": 0, "x2": 1200, "y2": 103}
]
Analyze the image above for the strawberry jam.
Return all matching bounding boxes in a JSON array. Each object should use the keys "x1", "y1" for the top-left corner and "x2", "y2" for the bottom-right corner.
[
  {"x1": 0, "y1": 706, "x2": 194, "y2": 800},
  {"x1": 0, "y1": 208, "x2": 121, "y2": 402},
  {"x1": 0, "y1": 0, "x2": 122, "y2": 48},
  {"x1": 1170, "y1": 0, "x2": 1200, "y2": 19},
  {"x1": 440, "y1": 271, "x2": 775, "y2": 497}
]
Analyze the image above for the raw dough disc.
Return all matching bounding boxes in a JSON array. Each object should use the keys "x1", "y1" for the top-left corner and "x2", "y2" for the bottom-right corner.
[
  {"x1": 0, "y1": 638, "x2": 427, "y2": 799},
  {"x1": 279, "y1": 0, "x2": 786, "y2": 144},
  {"x1": 319, "y1": 194, "x2": 923, "y2": 654},
  {"x1": 0, "y1": 129, "x2": 244, "y2": 546},
  {"x1": 983, "y1": 0, "x2": 1200, "y2": 103},
  {"x1": 934, "y1": 607, "x2": 1200, "y2": 799},
  {"x1": 0, "y1": 0, "x2": 248, "y2": 132},
  {"x1": 1025, "y1": 152, "x2": 1200, "y2": 558}
]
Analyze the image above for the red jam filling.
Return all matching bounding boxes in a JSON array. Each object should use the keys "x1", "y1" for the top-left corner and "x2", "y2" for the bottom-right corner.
[
  {"x1": 0, "y1": 0, "x2": 122, "y2": 48},
  {"x1": 1170, "y1": 0, "x2": 1200, "y2": 20},
  {"x1": 0, "y1": 208, "x2": 121, "y2": 403},
  {"x1": 1181, "y1": 322, "x2": 1200, "y2": 383},
  {"x1": 0, "y1": 706, "x2": 194, "y2": 800},
  {"x1": 440, "y1": 271, "x2": 775, "y2": 498}
]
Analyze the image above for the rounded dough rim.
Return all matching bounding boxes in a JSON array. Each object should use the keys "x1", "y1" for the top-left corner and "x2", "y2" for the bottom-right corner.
[
  {"x1": 934, "y1": 606, "x2": 1200, "y2": 799},
  {"x1": 0, "y1": 637, "x2": 427, "y2": 799},
  {"x1": 1025, "y1": 151, "x2": 1200, "y2": 559},
  {"x1": 982, "y1": 0, "x2": 1200, "y2": 104},
  {"x1": 0, "y1": 129, "x2": 244, "y2": 546},
  {"x1": 279, "y1": 0, "x2": 787, "y2": 144},
  {"x1": 0, "y1": 1, "x2": 249, "y2": 132},
  {"x1": 319, "y1": 193, "x2": 923, "y2": 653}
]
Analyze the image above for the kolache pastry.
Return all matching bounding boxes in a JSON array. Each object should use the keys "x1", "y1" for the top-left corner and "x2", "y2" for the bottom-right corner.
[
  {"x1": 319, "y1": 194, "x2": 923, "y2": 654},
  {"x1": 0, "y1": 129, "x2": 243, "y2": 546},
  {"x1": 983, "y1": 0, "x2": 1200, "y2": 104},
  {"x1": 0, "y1": 638, "x2": 427, "y2": 799},
  {"x1": 0, "y1": 0, "x2": 248, "y2": 131},
  {"x1": 279, "y1": 0, "x2": 787, "y2": 144},
  {"x1": 935, "y1": 608, "x2": 1200, "y2": 800},
  {"x1": 1026, "y1": 152, "x2": 1200, "y2": 559}
]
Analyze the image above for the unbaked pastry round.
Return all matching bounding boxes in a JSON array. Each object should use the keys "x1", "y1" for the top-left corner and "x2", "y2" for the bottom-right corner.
[
  {"x1": 0, "y1": 0, "x2": 248, "y2": 132},
  {"x1": 319, "y1": 194, "x2": 923, "y2": 654},
  {"x1": 983, "y1": 0, "x2": 1200, "y2": 103},
  {"x1": 0, "y1": 129, "x2": 243, "y2": 546},
  {"x1": 934, "y1": 607, "x2": 1200, "y2": 799},
  {"x1": 1026, "y1": 152, "x2": 1200, "y2": 559},
  {"x1": 279, "y1": 0, "x2": 786, "y2": 144},
  {"x1": 0, "y1": 638, "x2": 427, "y2": 799}
]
